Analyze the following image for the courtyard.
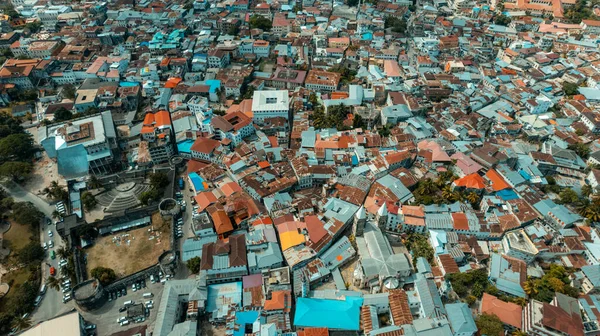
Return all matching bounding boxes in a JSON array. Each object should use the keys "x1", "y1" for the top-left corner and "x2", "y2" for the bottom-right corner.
[{"x1": 86, "y1": 213, "x2": 171, "y2": 278}]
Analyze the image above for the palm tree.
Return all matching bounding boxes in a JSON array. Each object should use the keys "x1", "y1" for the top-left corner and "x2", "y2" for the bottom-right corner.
[
  {"x1": 511, "y1": 330, "x2": 527, "y2": 336},
  {"x1": 523, "y1": 278, "x2": 538, "y2": 297},
  {"x1": 419, "y1": 178, "x2": 437, "y2": 195},
  {"x1": 512, "y1": 297, "x2": 527, "y2": 307},
  {"x1": 11, "y1": 316, "x2": 32, "y2": 332},
  {"x1": 465, "y1": 192, "x2": 479, "y2": 204},
  {"x1": 46, "y1": 276, "x2": 60, "y2": 291},
  {"x1": 582, "y1": 184, "x2": 593, "y2": 197},
  {"x1": 51, "y1": 210, "x2": 60, "y2": 220},
  {"x1": 56, "y1": 246, "x2": 70, "y2": 260}
]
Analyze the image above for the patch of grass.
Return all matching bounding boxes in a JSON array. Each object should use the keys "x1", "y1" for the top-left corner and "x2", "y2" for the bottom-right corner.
[
  {"x1": 0, "y1": 267, "x2": 31, "y2": 310},
  {"x1": 3, "y1": 220, "x2": 34, "y2": 253}
]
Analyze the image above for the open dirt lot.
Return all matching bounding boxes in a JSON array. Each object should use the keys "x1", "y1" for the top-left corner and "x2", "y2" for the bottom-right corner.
[
  {"x1": 3, "y1": 221, "x2": 34, "y2": 253},
  {"x1": 86, "y1": 213, "x2": 170, "y2": 278}
]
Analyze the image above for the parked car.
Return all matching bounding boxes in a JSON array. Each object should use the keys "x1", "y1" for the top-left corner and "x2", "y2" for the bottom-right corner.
[
  {"x1": 48, "y1": 230, "x2": 53, "y2": 237},
  {"x1": 119, "y1": 307, "x2": 127, "y2": 313},
  {"x1": 48, "y1": 240, "x2": 54, "y2": 248},
  {"x1": 43, "y1": 242, "x2": 48, "y2": 250}
]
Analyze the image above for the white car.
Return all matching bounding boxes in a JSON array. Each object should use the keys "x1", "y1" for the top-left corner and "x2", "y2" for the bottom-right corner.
[
  {"x1": 42, "y1": 242, "x2": 48, "y2": 250},
  {"x1": 48, "y1": 241, "x2": 54, "y2": 248},
  {"x1": 48, "y1": 230, "x2": 53, "y2": 237},
  {"x1": 132, "y1": 284, "x2": 137, "y2": 292}
]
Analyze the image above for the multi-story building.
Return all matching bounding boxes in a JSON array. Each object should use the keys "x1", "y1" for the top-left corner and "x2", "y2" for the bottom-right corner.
[
  {"x1": 207, "y1": 49, "x2": 230, "y2": 69},
  {"x1": 39, "y1": 111, "x2": 118, "y2": 177},
  {"x1": 190, "y1": 137, "x2": 222, "y2": 163},
  {"x1": 304, "y1": 70, "x2": 341, "y2": 93},
  {"x1": 501, "y1": 230, "x2": 539, "y2": 264},
  {"x1": 200, "y1": 234, "x2": 248, "y2": 284},
  {"x1": 36, "y1": 6, "x2": 72, "y2": 29},
  {"x1": 210, "y1": 112, "x2": 255, "y2": 146},
  {"x1": 139, "y1": 110, "x2": 174, "y2": 165},
  {"x1": 0, "y1": 58, "x2": 44, "y2": 89},
  {"x1": 10, "y1": 39, "x2": 65, "y2": 58},
  {"x1": 251, "y1": 90, "x2": 290, "y2": 123}
]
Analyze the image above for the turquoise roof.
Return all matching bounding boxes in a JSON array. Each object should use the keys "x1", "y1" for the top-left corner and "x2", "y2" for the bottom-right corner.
[{"x1": 294, "y1": 297, "x2": 363, "y2": 330}]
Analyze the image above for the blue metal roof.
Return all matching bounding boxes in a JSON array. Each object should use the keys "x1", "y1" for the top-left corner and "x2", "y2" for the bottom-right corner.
[
  {"x1": 294, "y1": 297, "x2": 363, "y2": 330},
  {"x1": 177, "y1": 139, "x2": 194, "y2": 154}
]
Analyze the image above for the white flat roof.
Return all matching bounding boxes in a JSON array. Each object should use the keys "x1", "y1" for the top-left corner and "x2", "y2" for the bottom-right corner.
[
  {"x1": 20, "y1": 311, "x2": 81, "y2": 336},
  {"x1": 252, "y1": 90, "x2": 289, "y2": 111}
]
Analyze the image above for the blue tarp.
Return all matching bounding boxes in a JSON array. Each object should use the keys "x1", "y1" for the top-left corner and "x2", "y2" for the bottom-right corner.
[{"x1": 351, "y1": 155, "x2": 359, "y2": 166}]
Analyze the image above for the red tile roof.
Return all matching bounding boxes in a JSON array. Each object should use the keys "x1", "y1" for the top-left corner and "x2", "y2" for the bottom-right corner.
[{"x1": 480, "y1": 293, "x2": 522, "y2": 329}]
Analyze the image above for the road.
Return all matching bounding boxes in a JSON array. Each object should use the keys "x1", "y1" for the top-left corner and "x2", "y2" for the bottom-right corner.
[
  {"x1": 175, "y1": 175, "x2": 195, "y2": 279},
  {"x1": 1, "y1": 182, "x2": 73, "y2": 324}
]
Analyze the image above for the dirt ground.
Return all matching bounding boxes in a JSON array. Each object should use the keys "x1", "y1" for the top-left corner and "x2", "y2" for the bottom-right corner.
[
  {"x1": 3, "y1": 221, "x2": 34, "y2": 253},
  {"x1": 86, "y1": 213, "x2": 170, "y2": 278},
  {"x1": 25, "y1": 152, "x2": 63, "y2": 197}
]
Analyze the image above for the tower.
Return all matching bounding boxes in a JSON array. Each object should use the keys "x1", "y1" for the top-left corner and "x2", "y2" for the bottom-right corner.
[
  {"x1": 375, "y1": 203, "x2": 388, "y2": 231},
  {"x1": 353, "y1": 205, "x2": 366, "y2": 237}
]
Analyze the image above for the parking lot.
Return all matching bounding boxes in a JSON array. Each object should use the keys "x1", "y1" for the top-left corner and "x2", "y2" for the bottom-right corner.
[{"x1": 79, "y1": 279, "x2": 165, "y2": 336}]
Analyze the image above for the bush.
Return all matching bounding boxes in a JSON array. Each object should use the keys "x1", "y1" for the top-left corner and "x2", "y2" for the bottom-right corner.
[
  {"x1": 90, "y1": 266, "x2": 117, "y2": 285},
  {"x1": 186, "y1": 256, "x2": 201, "y2": 273},
  {"x1": 12, "y1": 202, "x2": 43, "y2": 227}
]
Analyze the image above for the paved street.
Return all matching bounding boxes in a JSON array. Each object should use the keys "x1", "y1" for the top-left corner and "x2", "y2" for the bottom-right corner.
[
  {"x1": 175, "y1": 175, "x2": 195, "y2": 279},
  {"x1": 1, "y1": 182, "x2": 73, "y2": 324}
]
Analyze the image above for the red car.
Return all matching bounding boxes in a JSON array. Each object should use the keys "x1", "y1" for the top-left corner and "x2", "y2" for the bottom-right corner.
[{"x1": 49, "y1": 267, "x2": 56, "y2": 276}]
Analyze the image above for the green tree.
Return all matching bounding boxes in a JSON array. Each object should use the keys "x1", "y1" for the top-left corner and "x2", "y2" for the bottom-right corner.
[
  {"x1": 53, "y1": 107, "x2": 73, "y2": 122},
  {"x1": 76, "y1": 225, "x2": 98, "y2": 240},
  {"x1": 557, "y1": 188, "x2": 579, "y2": 204},
  {"x1": 139, "y1": 189, "x2": 160, "y2": 205},
  {"x1": 0, "y1": 161, "x2": 32, "y2": 181},
  {"x1": 18, "y1": 242, "x2": 45, "y2": 265},
  {"x1": 0, "y1": 133, "x2": 35, "y2": 162},
  {"x1": 562, "y1": 82, "x2": 580, "y2": 96},
  {"x1": 494, "y1": 14, "x2": 512, "y2": 25},
  {"x1": 62, "y1": 84, "x2": 76, "y2": 100},
  {"x1": 475, "y1": 313, "x2": 504, "y2": 336},
  {"x1": 384, "y1": 16, "x2": 407, "y2": 34},
  {"x1": 186, "y1": 256, "x2": 201, "y2": 273},
  {"x1": 568, "y1": 142, "x2": 591, "y2": 158},
  {"x1": 12, "y1": 202, "x2": 43, "y2": 227},
  {"x1": 90, "y1": 266, "x2": 117, "y2": 285},
  {"x1": 56, "y1": 246, "x2": 70, "y2": 260},
  {"x1": 81, "y1": 191, "x2": 97, "y2": 211},
  {"x1": 24, "y1": 21, "x2": 42, "y2": 33},
  {"x1": 149, "y1": 172, "x2": 170, "y2": 190},
  {"x1": 249, "y1": 15, "x2": 272, "y2": 31},
  {"x1": 227, "y1": 24, "x2": 240, "y2": 36},
  {"x1": 10, "y1": 315, "x2": 32, "y2": 332},
  {"x1": 45, "y1": 276, "x2": 60, "y2": 291}
]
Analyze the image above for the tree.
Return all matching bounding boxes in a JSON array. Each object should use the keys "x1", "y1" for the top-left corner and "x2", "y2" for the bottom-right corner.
[
  {"x1": 494, "y1": 14, "x2": 512, "y2": 25},
  {"x1": 0, "y1": 161, "x2": 32, "y2": 181},
  {"x1": 18, "y1": 242, "x2": 45, "y2": 265},
  {"x1": 24, "y1": 21, "x2": 42, "y2": 33},
  {"x1": 557, "y1": 188, "x2": 579, "y2": 204},
  {"x1": 149, "y1": 172, "x2": 170, "y2": 190},
  {"x1": 45, "y1": 276, "x2": 60, "y2": 291},
  {"x1": 186, "y1": 256, "x2": 201, "y2": 273},
  {"x1": 11, "y1": 315, "x2": 32, "y2": 332},
  {"x1": 56, "y1": 246, "x2": 70, "y2": 260},
  {"x1": 0, "y1": 133, "x2": 35, "y2": 162},
  {"x1": 249, "y1": 15, "x2": 272, "y2": 31},
  {"x1": 90, "y1": 266, "x2": 117, "y2": 285},
  {"x1": 475, "y1": 313, "x2": 504, "y2": 336},
  {"x1": 582, "y1": 184, "x2": 593, "y2": 197},
  {"x1": 53, "y1": 107, "x2": 73, "y2": 122},
  {"x1": 1, "y1": 4, "x2": 19, "y2": 19},
  {"x1": 12, "y1": 202, "x2": 43, "y2": 227},
  {"x1": 563, "y1": 82, "x2": 580, "y2": 96},
  {"x1": 88, "y1": 175, "x2": 102, "y2": 189},
  {"x1": 62, "y1": 84, "x2": 76, "y2": 99},
  {"x1": 139, "y1": 189, "x2": 160, "y2": 205},
  {"x1": 523, "y1": 279, "x2": 538, "y2": 296},
  {"x1": 353, "y1": 113, "x2": 365, "y2": 129},
  {"x1": 384, "y1": 16, "x2": 407, "y2": 34},
  {"x1": 81, "y1": 191, "x2": 97, "y2": 211},
  {"x1": 227, "y1": 24, "x2": 240, "y2": 36},
  {"x1": 568, "y1": 142, "x2": 591, "y2": 159},
  {"x1": 43, "y1": 181, "x2": 68, "y2": 202}
]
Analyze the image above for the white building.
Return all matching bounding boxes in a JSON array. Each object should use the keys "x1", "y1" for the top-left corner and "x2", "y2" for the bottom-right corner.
[
  {"x1": 36, "y1": 5, "x2": 72, "y2": 29},
  {"x1": 501, "y1": 229, "x2": 539, "y2": 264},
  {"x1": 251, "y1": 90, "x2": 289, "y2": 123}
]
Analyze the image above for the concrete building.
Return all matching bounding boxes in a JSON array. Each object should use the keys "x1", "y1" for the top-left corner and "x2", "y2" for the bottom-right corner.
[
  {"x1": 501, "y1": 229, "x2": 539, "y2": 264},
  {"x1": 251, "y1": 90, "x2": 289, "y2": 123},
  {"x1": 39, "y1": 111, "x2": 118, "y2": 177}
]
